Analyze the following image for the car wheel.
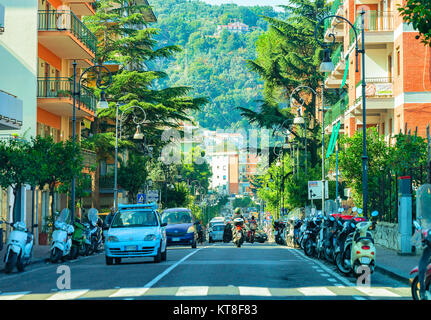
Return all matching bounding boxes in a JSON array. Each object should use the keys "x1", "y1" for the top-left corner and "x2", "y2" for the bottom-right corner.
[
  {"x1": 154, "y1": 246, "x2": 162, "y2": 263},
  {"x1": 105, "y1": 256, "x2": 113, "y2": 265},
  {"x1": 161, "y1": 246, "x2": 167, "y2": 261},
  {"x1": 114, "y1": 258, "x2": 122, "y2": 264}
]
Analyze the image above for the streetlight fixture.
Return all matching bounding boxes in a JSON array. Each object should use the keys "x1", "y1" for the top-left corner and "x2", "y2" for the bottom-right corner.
[
  {"x1": 315, "y1": 10, "x2": 368, "y2": 216},
  {"x1": 72, "y1": 62, "x2": 112, "y2": 223},
  {"x1": 98, "y1": 102, "x2": 147, "y2": 210},
  {"x1": 289, "y1": 85, "x2": 318, "y2": 177}
]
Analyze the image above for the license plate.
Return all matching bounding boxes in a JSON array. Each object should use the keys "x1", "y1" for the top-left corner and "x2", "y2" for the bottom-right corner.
[
  {"x1": 360, "y1": 257, "x2": 371, "y2": 264},
  {"x1": 126, "y1": 245, "x2": 138, "y2": 251},
  {"x1": 172, "y1": 237, "x2": 180, "y2": 242}
]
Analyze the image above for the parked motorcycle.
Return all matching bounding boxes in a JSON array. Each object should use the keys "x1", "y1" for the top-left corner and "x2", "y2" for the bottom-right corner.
[
  {"x1": 232, "y1": 217, "x2": 244, "y2": 248},
  {"x1": 293, "y1": 219, "x2": 303, "y2": 247},
  {"x1": 335, "y1": 208, "x2": 379, "y2": 276},
  {"x1": 410, "y1": 219, "x2": 431, "y2": 300},
  {"x1": 273, "y1": 220, "x2": 286, "y2": 245},
  {"x1": 303, "y1": 216, "x2": 322, "y2": 257},
  {"x1": 87, "y1": 208, "x2": 103, "y2": 255},
  {"x1": 2, "y1": 219, "x2": 37, "y2": 273},
  {"x1": 50, "y1": 208, "x2": 74, "y2": 263},
  {"x1": 70, "y1": 218, "x2": 90, "y2": 259}
]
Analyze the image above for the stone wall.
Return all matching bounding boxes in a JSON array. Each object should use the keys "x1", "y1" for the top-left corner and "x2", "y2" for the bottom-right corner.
[
  {"x1": 372, "y1": 221, "x2": 423, "y2": 254},
  {"x1": 371, "y1": 221, "x2": 400, "y2": 251}
]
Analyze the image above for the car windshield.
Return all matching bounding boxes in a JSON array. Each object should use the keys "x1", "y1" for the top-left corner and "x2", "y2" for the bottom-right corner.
[
  {"x1": 162, "y1": 210, "x2": 193, "y2": 224},
  {"x1": 111, "y1": 210, "x2": 158, "y2": 228},
  {"x1": 212, "y1": 225, "x2": 224, "y2": 231}
]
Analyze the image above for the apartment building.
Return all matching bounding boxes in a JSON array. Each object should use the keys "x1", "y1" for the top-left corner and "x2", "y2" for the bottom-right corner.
[{"x1": 323, "y1": 0, "x2": 431, "y2": 141}]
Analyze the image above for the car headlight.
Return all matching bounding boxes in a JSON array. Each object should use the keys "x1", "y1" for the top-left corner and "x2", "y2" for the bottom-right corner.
[
  {"x1": 187, "y1": 226, "x2": 195, "y2": 233},
  {"x1": 107, "y1": 236, "x2": 120, "y2": 243},
  {"x1": 144, "y1": 234, "x2": 157, "y2": 241}
]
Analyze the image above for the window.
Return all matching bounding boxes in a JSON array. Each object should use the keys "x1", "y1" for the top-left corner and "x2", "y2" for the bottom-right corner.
[
  {"x1": 396, "y1": 49, "x2": 401, "y2": 76},
  {"x1": 223, "y1": 175, "x2": 226, "y2": 180}
]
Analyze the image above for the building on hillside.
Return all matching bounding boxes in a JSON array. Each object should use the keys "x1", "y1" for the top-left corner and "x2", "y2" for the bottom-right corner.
[
  {"x1": 217, "y1": 21, "x2": 250, "y2": 34},
  {"x1": 323, "y1": 0, "x2": 431, "y2": 142}
]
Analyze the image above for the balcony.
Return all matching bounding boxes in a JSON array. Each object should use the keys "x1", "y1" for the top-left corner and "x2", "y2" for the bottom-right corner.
[
  {"x1": 69, "y1": 1, "x2": 96, "y2": 17},
  {"x1": 324, "y1": 0, "x2": 344, "y2": 43},
  {"x1": 349, "y1": 11, "x2": 394, "y2": 47},
  {"x1": 0, "y1": 90, "x2": 23, "y2": 130},
  {"x1": 38, "y1": 10, "x2": 97, "y2": 60},
  {"x1": 81, "y1": 148, "x2": 97, "y2": 169},
  {"x1": 325, "y1": 94, "x2": 348, "y2": 127},
  {"x1": 37, "y1": 77, "x2": 96, "y2": 118},
  {"x1": 324, "y1": 45, "x2": 347, "y2": 88}
]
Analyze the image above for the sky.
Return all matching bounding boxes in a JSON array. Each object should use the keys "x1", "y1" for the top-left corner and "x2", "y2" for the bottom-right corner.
[{"x1": 200, "y1": 0, "x2": 288, "y2": 11}]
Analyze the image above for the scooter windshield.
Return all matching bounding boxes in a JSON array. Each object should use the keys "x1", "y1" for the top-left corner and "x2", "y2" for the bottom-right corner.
[
  {"x1": 56, "y1": 208, "x2": 70, "y2": 223},
  {"x1": 87, "y1": 208, "x2": 98, "y2": 225},
  {"x1": 416, "y1": 184, "x2": 431, "y2": 229}
]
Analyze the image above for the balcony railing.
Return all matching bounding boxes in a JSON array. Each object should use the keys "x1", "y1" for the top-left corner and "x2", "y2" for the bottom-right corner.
[
  {"x1": 355, "y1": 77, "x2": 394, "y2": 103},
  {"x1": 37, "y1": 77, "x2": 96, "y2": 112},
  {"x1": 38, "y1": 10, "x2": 97, "y2": 54},
  {"x1": 349, "y1": 11, "x2": 394, "y2": 46},
  {"x1": 81, "y1": 149, "x2": 97, "y2": 168},
  {"x1": 325, "y1": 94, "x2": 348, "y2": 125},
  {"x1": 324, "y1": 0, "x2": 343, "y2": 31},
  {"x1": 331, "y1": 45, "x2": 344, "y2": 67}
]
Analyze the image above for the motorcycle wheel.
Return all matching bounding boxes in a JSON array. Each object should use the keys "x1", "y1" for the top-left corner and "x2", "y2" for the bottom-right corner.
[
  {"x1": 236, "y1": 241, "x2": 241, "y2": 248},
  {"x1": 50, "y1": 248, "x2": 62, "y2": 263},
  {"x1": 16, "y1": 256, "x2": 25, "y2": 272},
  {"x1": 70, "y1": 246, "x2": 79, "y2": 260},
  {"x1": 304, "y1": 238, "x2": 315, "y2": 257},
  {"x1": 324, "y1": 247, "x2": 334, "y2": 263},
  {"x1": 335, "y1": 251, "x2": 351, "y2": 275},
  {"x1": 5, "y1": 251, "x2": 17, "y2": 273}
]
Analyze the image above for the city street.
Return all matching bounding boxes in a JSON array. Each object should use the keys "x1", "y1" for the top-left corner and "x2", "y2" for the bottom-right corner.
[{"x1": 0, "y1": 242, "x2": 410, "y2": 300}]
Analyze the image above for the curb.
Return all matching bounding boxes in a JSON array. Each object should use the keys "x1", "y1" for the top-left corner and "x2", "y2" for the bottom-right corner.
[{"x1": 375, "y1": 264, "x2": 411, "y2": 285}]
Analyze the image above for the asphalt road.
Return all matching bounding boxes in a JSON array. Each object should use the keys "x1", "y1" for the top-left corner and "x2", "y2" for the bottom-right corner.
[{"x1": 0, "y1": 242, "x2": 411, "y2": 300}]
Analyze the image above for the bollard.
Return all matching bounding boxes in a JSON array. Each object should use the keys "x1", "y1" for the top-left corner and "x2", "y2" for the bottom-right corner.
[{"x1": 398, "y1": 176, "x2": 413, "y2": 255}]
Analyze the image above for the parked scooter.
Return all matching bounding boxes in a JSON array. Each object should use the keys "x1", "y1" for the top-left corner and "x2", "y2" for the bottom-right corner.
[
  {"x1": 87, "y1": 209, "x2": 103, "y2": 255},
  {"x1": 70, "y1": 218, "x2": 90, "y2": 259},
  {"x1": 232, "y1": 217, "x2": 245, "y2": 248},
  {"x1": 303, "y1": 216, "x2": 322, "y2": 257},
  {"x1": 50, "y1": 208, "x2": 74, "y2": 263},
  {"x1": 410, "y1": 219, "x2": 431, "y2": 300},
  {"x1": 273, "y1": 220, "x2": 286, "y2": 245},
  {"x1": 1, "y1": 219, "x2": 37, "y2": 273},
  {"x1": 335, "y1": 208, "x2": 379, "y2": 276}
]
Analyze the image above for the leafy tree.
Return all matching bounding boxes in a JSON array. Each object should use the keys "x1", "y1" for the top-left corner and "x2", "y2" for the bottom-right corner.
[
  {"x1": 399, "y1": 1, "x2": 431, "y2": 46},
  {"x1": 117, "y1": 152, "x2": 149, "y2": 203}
]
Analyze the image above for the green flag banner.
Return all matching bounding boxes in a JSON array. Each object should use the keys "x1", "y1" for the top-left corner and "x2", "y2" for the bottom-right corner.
[
  {"x1": 326, "y1": 121, "x2": 341, "y2": 158},
  {"x1": 340, "y1": 55, "x2": 349, "y2": 89}
]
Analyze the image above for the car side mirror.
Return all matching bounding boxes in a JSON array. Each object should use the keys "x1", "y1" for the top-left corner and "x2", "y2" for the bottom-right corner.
[{"x1": 161, "y1": 222, "x2": 167, "y2": 227}]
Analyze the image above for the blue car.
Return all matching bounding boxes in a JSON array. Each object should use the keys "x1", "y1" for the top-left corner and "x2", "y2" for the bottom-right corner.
[
  {"x1": 104, "y1": 203, "x2": 167, "y2": 264},
  {"x1": 161, "y1": 208, "x2": 198, "y2": 248}
]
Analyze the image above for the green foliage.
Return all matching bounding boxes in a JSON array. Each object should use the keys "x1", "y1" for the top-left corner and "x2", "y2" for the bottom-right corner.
[
  {"x1": 149, "y1": 0, "x2": 288, "y2": 129},
  {"x1": 118, "y1": 152, "x2": 149, "y2": 203},
  {"x1": 232, "y1": 196, "x2": 257, "y2": 209},
  {"x1": 398, "y1": 1, "x2": 431, "y2": 47}
]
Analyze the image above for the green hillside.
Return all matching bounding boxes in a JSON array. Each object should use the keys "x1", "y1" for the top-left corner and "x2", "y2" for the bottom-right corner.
[{"x1": 150, "y1": 0, "x2": 287, "y2": 130}]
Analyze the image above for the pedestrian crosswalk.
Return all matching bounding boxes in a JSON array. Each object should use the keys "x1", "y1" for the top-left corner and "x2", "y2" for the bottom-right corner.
[{"x1": 0, "y1": 285, "x2": 411, "y2": 300}]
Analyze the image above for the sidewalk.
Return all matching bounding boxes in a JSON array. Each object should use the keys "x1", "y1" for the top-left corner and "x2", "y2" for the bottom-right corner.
[{"x1": 375, "y1": 245, "x2": 419, "y2": 284}]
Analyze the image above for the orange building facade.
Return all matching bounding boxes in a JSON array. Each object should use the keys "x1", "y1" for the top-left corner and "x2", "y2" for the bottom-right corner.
[{"x1": 323, "y1": 0, "x2": 431, "y2": 141}]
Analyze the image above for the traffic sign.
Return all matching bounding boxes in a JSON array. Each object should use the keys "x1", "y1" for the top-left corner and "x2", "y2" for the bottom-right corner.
[
  {"x1": 137, "y1": 193, "x2": 145, "y2": 204},
  {"x1": 146, "y1": 190, "x2": 159, "y2": 203},
  {"x1": 308, "y1": 181, "x2": 329, "y2": 200}
]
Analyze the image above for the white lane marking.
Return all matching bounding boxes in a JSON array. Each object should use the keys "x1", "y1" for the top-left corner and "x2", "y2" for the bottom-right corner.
[
  {"x1": 47, "y1": 289, "x2": 89, "y2": 300},
  {"x1": 355, "y1": 287, "x2": 401, "y2": 297},
  {"x1": 298, "y1": 287, "x2": 336, "y2": 296},
  {"x1": 238, "y1": 286, "x2": 271, "y2": 296},
  {"x1": 175, "y1": 286, "x2": 209, "y2": 296},
  {"x1": 0, "y1": 291, "x2": 31, "y2": 300},
  {"x1": 109, "y1": 247, "x2": 204, "y2": 298},
  {"x1": 109, "y1": 288, "x2": 149, "y2": 298}
]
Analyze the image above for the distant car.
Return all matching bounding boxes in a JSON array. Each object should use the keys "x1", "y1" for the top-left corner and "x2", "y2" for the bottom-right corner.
[
  {"x1": 208, "y1": 223, "x2": 225, "y2": 243},
  {"x1": 161, "y1": 208, "x2": 198, "y2": 248},
  {"x1": 104, "y1": 203, "x2": 167, "y2": 265}
]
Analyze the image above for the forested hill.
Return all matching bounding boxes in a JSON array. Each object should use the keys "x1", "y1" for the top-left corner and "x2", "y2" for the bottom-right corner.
[{"x1": 150, "y1": 0, "x2": 287, "y2": 130}]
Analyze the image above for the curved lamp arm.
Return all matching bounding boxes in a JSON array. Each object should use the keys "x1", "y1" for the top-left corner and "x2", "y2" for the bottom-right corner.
[
  {"x1": 78, "y1": 64, "x2": 113, "y2": 93},
  {"x1": 118, "y1": 105, "x2": 147, "y2": 139},
  {"x1": 289, "y1": 85, "x2": 318, "y2": 118},
  {"x1": 314, "y1": 11, "x2": 365, "y2": 73}
]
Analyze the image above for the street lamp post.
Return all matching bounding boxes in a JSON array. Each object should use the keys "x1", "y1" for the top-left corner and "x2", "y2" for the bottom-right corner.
[
  {"x1": 72, "y1": 62, "x2": 112, "y2": 222},
  {"x1": 113, "y1": 105, "x2": 147, "y2": 209},
  {"x1": 315, "y1": 10, "x2": 368, "y2": 216}
]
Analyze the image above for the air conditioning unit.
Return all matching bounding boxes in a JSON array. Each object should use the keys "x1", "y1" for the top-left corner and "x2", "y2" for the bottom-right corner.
[{"x1": 0, "y1": 4, "x2": 4, "y2": 34}]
